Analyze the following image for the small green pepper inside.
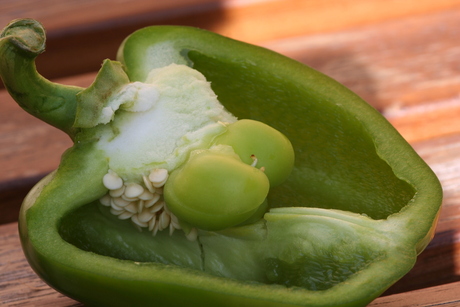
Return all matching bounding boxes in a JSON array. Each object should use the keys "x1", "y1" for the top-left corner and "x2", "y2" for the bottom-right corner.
[{"x1": 164, "y1": 146, "x2": 270, "y2": 231}]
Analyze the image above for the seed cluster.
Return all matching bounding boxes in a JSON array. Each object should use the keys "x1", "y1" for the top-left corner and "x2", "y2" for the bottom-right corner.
[{"x1": 99, "y1": 169, "x2": 198, "y2": 241}]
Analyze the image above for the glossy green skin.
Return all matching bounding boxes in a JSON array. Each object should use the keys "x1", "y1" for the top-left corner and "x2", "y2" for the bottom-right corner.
[{"x1": 0, "y1": 19, "x2": 443, "y2": 307}]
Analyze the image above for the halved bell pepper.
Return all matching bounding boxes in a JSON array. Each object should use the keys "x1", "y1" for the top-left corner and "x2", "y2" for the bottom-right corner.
[{"x1": 0, "y1": 19, "x2": 442, "y2": 306}]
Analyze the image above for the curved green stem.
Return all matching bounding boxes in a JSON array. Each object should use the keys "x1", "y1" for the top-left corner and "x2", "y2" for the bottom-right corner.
[{"x1": 0, "y1": 19, "x2": 83, "y2": 137}]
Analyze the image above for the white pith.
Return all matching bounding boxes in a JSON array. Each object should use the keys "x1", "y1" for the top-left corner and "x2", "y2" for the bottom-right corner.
[{"x1": 96, "y1": 63, "x2": 237, "y2": 182}]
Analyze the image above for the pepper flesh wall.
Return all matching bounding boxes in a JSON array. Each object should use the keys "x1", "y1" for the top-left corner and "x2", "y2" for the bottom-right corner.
[{"x1": 0, "y1": 19, "x2": 442, "y2": 307}]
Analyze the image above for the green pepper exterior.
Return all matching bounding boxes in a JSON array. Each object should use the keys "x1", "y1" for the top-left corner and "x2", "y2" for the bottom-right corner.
[{"x1": 0, "y1": 19, "x2": 442, "y2": 306}]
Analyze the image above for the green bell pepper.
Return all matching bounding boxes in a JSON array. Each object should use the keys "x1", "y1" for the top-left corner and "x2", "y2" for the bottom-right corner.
[{"x1": 0, "y1": 19, "x2": 442, "y2": 307}]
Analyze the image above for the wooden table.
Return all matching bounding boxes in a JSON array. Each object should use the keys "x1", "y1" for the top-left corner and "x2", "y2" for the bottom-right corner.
[{"x1": 1, "y1": 1, "x2": 460, "y2": 305}]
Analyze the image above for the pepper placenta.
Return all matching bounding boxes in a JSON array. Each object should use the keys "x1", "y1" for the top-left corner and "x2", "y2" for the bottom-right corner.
[{"x1": 0, "y1": 19, "x2": 442, "y2": 306}]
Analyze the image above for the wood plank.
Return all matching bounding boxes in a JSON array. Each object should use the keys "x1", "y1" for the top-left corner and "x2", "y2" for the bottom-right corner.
[
  {"x1": 2, "y1": 0, "x2": 460, "y2": 80},
  {"x1": 385, "y1": 98, "x2": 460, "y2": 144},
  {"x1": 1, "y1": 5, "x2": 460, "y2": 306},
  {"x1": 211, "y1": 0, "x2": 460, "y2": 44},
  {"x1": 370, "y1": 281, "x2": 460, "y2": 306},
  {"x1": 265, "y1": 8, "x2": 460, "y2": 114},
  {"x1": 0, "y1": 0, "x2": 219, "y2": 34},
  {"x1": 3, "y1": 0, "x2": 459, "y2": 42},
  {"x1": 0, "y1": 222, "x2": 83, "y2": 307}
]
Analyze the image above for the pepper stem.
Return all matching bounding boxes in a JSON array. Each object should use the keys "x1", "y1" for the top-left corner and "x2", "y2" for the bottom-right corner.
[{"x1": 0, "y1": 18, "x2": 83, "y2": 137}]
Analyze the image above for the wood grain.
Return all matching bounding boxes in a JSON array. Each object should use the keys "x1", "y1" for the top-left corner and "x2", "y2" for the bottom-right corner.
[
  {"x1": 2, "y1": 0, "x2": 460, "y2": 80},
  {"x1": 1, "y1": 1, "x2": 460, "y2": 306},
  {"x1": 0, "y1": 223, "x2": 83, "y2": 307},
  {"x1": 4, "y1": 0, "x2": 460, "y2": 42},
  {"x1": 370, "y1": 281, "x2": 460, "y2": 306},
  {"x1": 265, "y1": 8, "x2": 460, "y2": 115}
]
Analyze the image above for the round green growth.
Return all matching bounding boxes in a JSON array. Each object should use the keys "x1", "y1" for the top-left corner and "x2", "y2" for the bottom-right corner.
[
  {"x1": 164, "y1": 148, "x2": 270, "y2": 231},
  {"x1": 213, "y1": 119, "x2": 295, "y2": 187}
]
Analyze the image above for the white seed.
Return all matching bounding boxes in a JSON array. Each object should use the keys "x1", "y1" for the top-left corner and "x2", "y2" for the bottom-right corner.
[
  {"x1": 125, "y1": 202, "x2": 138, "y2": 213},
  {"x1": 149, "y1": 169, "x2": 169, "y2": 188},
  {"x1": 121, "y1": 194, "x2": 139, "y2": 202},
  {"x1": 159, "y1": 211, "x2": 171, "y2": 230},
  {"x1": 109, "y1": 185, "x2": 125, "y2": 197},
  {"x1": 124, "y1": 183, "x2": 144, "y2": 198},
  {"x1": 152, "y1": 180, "x2": 167, "y2": 188},
  {"x1": 144, "y1": 193, "x2": 161, "y2": 208},
  {"x1": 170, "y1": 213, "x2": 179, "y2": 225},
  {"x1": 149, "y1": 200, "x2": 164, "y2": 213},
  {"x1": 99, "y1": 194, "x2": 111, "y2": 206},
  {"x1": 103, "y1": 171, "x2": 199, "y2": 241},
  {"x1": 138, "y1": 190, "x2": 154, "y2": 200},
  {"x1": 138, "y1": 200, "x2": 145, "y2": 213},
  {"x1": 131, "y1": 215, "x2": 148, "y2": 228},
  {"x1": 118, "y1": 211, "x2": 134, "y2": 220},
  {"x1": 143, "y1": 175, "x2": 156, "y2": 192},
  {"x1": 110, "y1": 200, "x2": 124, "y2": 211},
  {"x1": 155, "y1": 187, "x2": 164, "y2": 195},
  {"x1": 148, "y1": 215, "x2": 157, "y2": 231},
  {"x1": 103, "y1": 170, "x2": 123, "y2": 190},
  {"x1": 138, "y1": 208, "x2": 154, "y2": 223},
  {"x1": 152, "y1": 222, "x2": 160, "y2": 236},
  {"x1": 143, "y1": 175, "x2": 156, "y2": 193},
  {"x1": 112, "y1": 197, "x2": 131, "y2": 207},
  {"x1": 110, "y1": 208, "x2": 124, "y2": 216},
  {"x1": 186, "y1": 228, "x2": 198, "y2": 241},
  {"x1": 171, "y1": 219, "x2": 181, "y2": 230}
]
